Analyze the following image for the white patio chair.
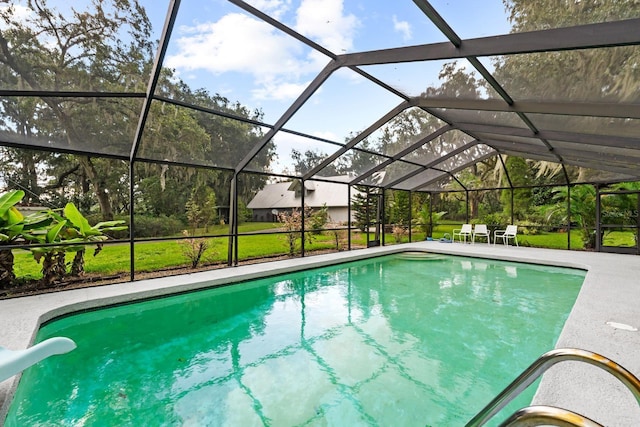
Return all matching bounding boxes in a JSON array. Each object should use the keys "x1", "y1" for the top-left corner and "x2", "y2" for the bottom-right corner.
[
  {"x1": 452, "y1": 224, "x2": 472, "y2": 243},
  {"x1": 472, "y1": 224, "x2": 491, "y2": 245},
  {"x1": 494, "y1": 225, "x2": 519, "y2": 246}
]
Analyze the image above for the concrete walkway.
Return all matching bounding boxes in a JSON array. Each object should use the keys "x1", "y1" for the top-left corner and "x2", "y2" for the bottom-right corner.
[{"x1": 1, "y1": 242, "x2": 639, "y2": 425}]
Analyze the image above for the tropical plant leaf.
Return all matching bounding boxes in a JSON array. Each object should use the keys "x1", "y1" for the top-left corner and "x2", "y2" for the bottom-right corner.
[
  {"x1": 93, "y1": 220, "x2": 126, "y2": 229},
  {"x1": 46, "y1": 209, "x2": 65, "y2": 223},
  {"x1": 5, "y1": 222, "x2": 24, "y2": 238},
  {"x1": 0, "y1": 190, "x2": 24, "y2": 219},
  {"x1": 97, "y1": 225, "x2": 128, "y2": 233},
  {"x1": 22, "y1": 212, "x2": 53, "y2": 228},
  {"x1": 6, "y1": 206, "x2": 24, "y2": 225},
  {"x1": 64, "y1": 203, "x2": 92, "y2": 235},
  {"x1": 46, "y1": 220, "x2": 67, "y2": 243}
]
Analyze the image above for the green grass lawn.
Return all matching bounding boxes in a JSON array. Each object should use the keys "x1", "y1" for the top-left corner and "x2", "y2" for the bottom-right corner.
[
  {"x1": 349, "y1": 224, "x2": 588, "y2": 250},
  {"x1": 602, "y1": 230, "x2": 636, "y2": 247},
  {"x1": 517, "y1": 232, "x2": 584, "y2": 249},
  {"x1": 11, "y1": 223, "x2": 633, "y2": 282},
  {"x1": 12, "y1": 224, "x2": 360, "y2": 279}
]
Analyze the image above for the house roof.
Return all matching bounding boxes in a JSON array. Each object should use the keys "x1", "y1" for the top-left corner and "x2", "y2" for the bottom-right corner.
[{"x1": 248, "y1": 177, "x2": 357, "y2": 210}]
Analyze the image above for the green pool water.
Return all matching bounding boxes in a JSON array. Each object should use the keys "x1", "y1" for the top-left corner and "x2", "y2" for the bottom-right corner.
[{"x1": 5, "y1": 253, "x2": 585, "y2": 426}]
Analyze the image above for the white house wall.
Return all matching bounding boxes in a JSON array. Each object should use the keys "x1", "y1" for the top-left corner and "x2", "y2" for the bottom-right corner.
[{"x1": 328, "y1": 207, "x2": 351, "y2": 224}]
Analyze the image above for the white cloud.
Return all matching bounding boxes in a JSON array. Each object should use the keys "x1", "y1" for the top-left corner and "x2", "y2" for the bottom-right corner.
[
  {"x1": 166, "y1": 14, "x2": 304, "y2": 76},
  {"x1": 0, "y1": 4, "x2": 33, "y2": 20},
  {"x1": 165, "y1": 12, "x2": 332, "y2": 102},
  {"x1": 0, "y1": 4, "x2": 33, "y2": 30},
  {"x1": 310, "y1": 130, "x2": 338, "y2": 141},
  {"x1": 392, "y1": 15, "x2": 412, "y2": 41},
  {"x1": 269, "y1": 130, "x2": 339, "y2": 174},
  {"x1": 252, "y1": 80, "x2": 310, "y2": 101},
  {"x1": 165, "y1": 1, "x2": 359, "y2": 103},
  {"x1": 245, "y1": 0, "x2": 292, "y2": 19},
  {"x1": 294, "y1": 0, "x2": 358, "y2": 53}
]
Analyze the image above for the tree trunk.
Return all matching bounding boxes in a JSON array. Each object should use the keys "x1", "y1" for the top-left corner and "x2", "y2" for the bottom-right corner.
[
  {"x1": 77, "y1": 156, "x2": 114, "y2": 221},
  {"x1": 41, "y1": 253, "x2": 55, "y2": 288},
  {"x1": 71, "y1": 250, "x2": 85, "y2": 276},
  {"x1": 41, "y1": 251, "x2": 67, "y2": 288},
  {"x1": 22, "y1": 151, "x2": 40, "y2": 205},
  {"x1": 469, "y1": 196, "x2": 479, "y2": 220},
  {"x1": 0, "y1": 249, "x2": 15, "y2": 289},
  {"x1": 56, "y1": 252, "x2": 66, "y2": 277},
  {"x1": 191, "y1": 242, "x2": 206, "y2": 268}
]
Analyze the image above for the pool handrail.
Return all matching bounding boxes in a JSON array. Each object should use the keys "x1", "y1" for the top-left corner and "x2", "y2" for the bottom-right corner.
[
  {"x1": 0, "y1": 337, "x2": 77, "y2": 382},
  {"x1": 498, "y1": 405, "x2": 603, "y2": 427},
  {"x1": 465, "y1": 348, "x2": 640, "y2": 427}
]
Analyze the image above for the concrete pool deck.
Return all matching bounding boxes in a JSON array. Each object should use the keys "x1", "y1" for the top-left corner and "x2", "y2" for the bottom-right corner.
[{"x1": 1, "y1": 242, "x2": 639, "y2": 425}]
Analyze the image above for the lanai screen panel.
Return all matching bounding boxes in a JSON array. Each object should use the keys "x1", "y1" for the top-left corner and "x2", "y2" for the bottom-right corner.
[
  {"x1": 560, "y1": 156, "x2": 640, "y2": 180},
  {"x1": 428, "y1": 109, "x2": 528, "y2": 130},
  {"x1": 361, "y1": 58, "x2": 501, "y2": 99},
  {"x1": 479, "y1": 136, "x2": 552, "y2": 160},
  {"x1": 136, "y1": 100, "x2": 270, "y2": 169},
  {"x1": 503, "y1": 157, "x2": 568, "y2": 187},
  {"x1": 284, "y1": 69, "x2": 404, "y2": 144},
  {"x1": 393, "y1": 145, "x2": 495, "y2": 191},
  {"x1": 353, "y1": 107, "x2": 448, "y2": 158},
  {"x1": 429, "y1": 0, "x2": 513, "y2": 38},
  {"x1": 360, "y1": 60, "x2": 455, "y2": 98},
  {"x1": 315, "y1": 149, "x2": 390, "y2": 180},
  {"x1": 473, "y1": 133, "x2": 548, "y2": 148},
  {"x1": 0, "y1": 97, "x2": 143, "y2": 158},
  {"x1": 550, "y1": 141, "x2": 640, "y2": 165},
  {"x1": 482, "y1": 46, "x2": 640, "y2": 103},
  {"x1": 401, "y1": 130, "x2": 475, "y2": 165},
  {"x1": 564, "y1": 165, "x2": 640, "y2": 184},
  {"x1": 392, "y1": 168, "x2": 448, "y2": 192},
  {"x1": 493, "y1": 1, "x2": 640, "y2": 31},
  {"x1": 434, "y1": 144, "x2": 496, "y2": 173},
  {"x1": 0, "y1": 0, "x2": 163, "y2": 156},
  {"x1": 527, "y1": 115, "x2": 640, "y2": 140},
  {"x1": 0, "y1": 1, "x2": 162, "y2": 93},
  {"x1": 255, "y1": 131, "x2": 344, "y2": 176},
  {"x1": 363, "y1": 162, "x2": 423, "y2": 188}
]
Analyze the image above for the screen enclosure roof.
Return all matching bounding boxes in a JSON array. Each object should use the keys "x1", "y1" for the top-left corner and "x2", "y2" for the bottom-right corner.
[{"x1": 1, "y1": 0, "x2": 639, "y2": 192}]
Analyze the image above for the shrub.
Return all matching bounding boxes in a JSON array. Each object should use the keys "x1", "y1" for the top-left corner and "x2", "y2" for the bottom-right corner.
[
  {"x1": 237, "y1": 200, "x2": 253, "y2": 223},
  {"x1": 179, "y1": 230, "x2": 214, "y2": 268},
  {"x1": 327, "y1": 228, "x2": 348, "y2": 251},
  {"x1": 392, "y1": 225, "x2": 407, "y2": 243},
  {"x1": 518, "y1": 220, "x2": 541, "y2": 235},
  {"x1": 278, "y1": 207, "x2": 314, "y2": 256},
  {"x1": 85, "y1": 215, "x2": 185, "y2": 239},
  {"x1": 131, "y1": 215, "x2": 185, "y2": 238},
  {"x1": 481, "y1": 212, "x2": 508, "y2": 227},
  {"x1": 413, "y1": 205, "x2": 447, "y2": 237},
  {"x1": 309, "y1": 204, "x2": 329, "y2": 234}
]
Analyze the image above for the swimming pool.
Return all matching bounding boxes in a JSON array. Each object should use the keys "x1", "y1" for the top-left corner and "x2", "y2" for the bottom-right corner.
[{"x1": 4, "y1": 253, "x2": 585, "y2": 426}]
